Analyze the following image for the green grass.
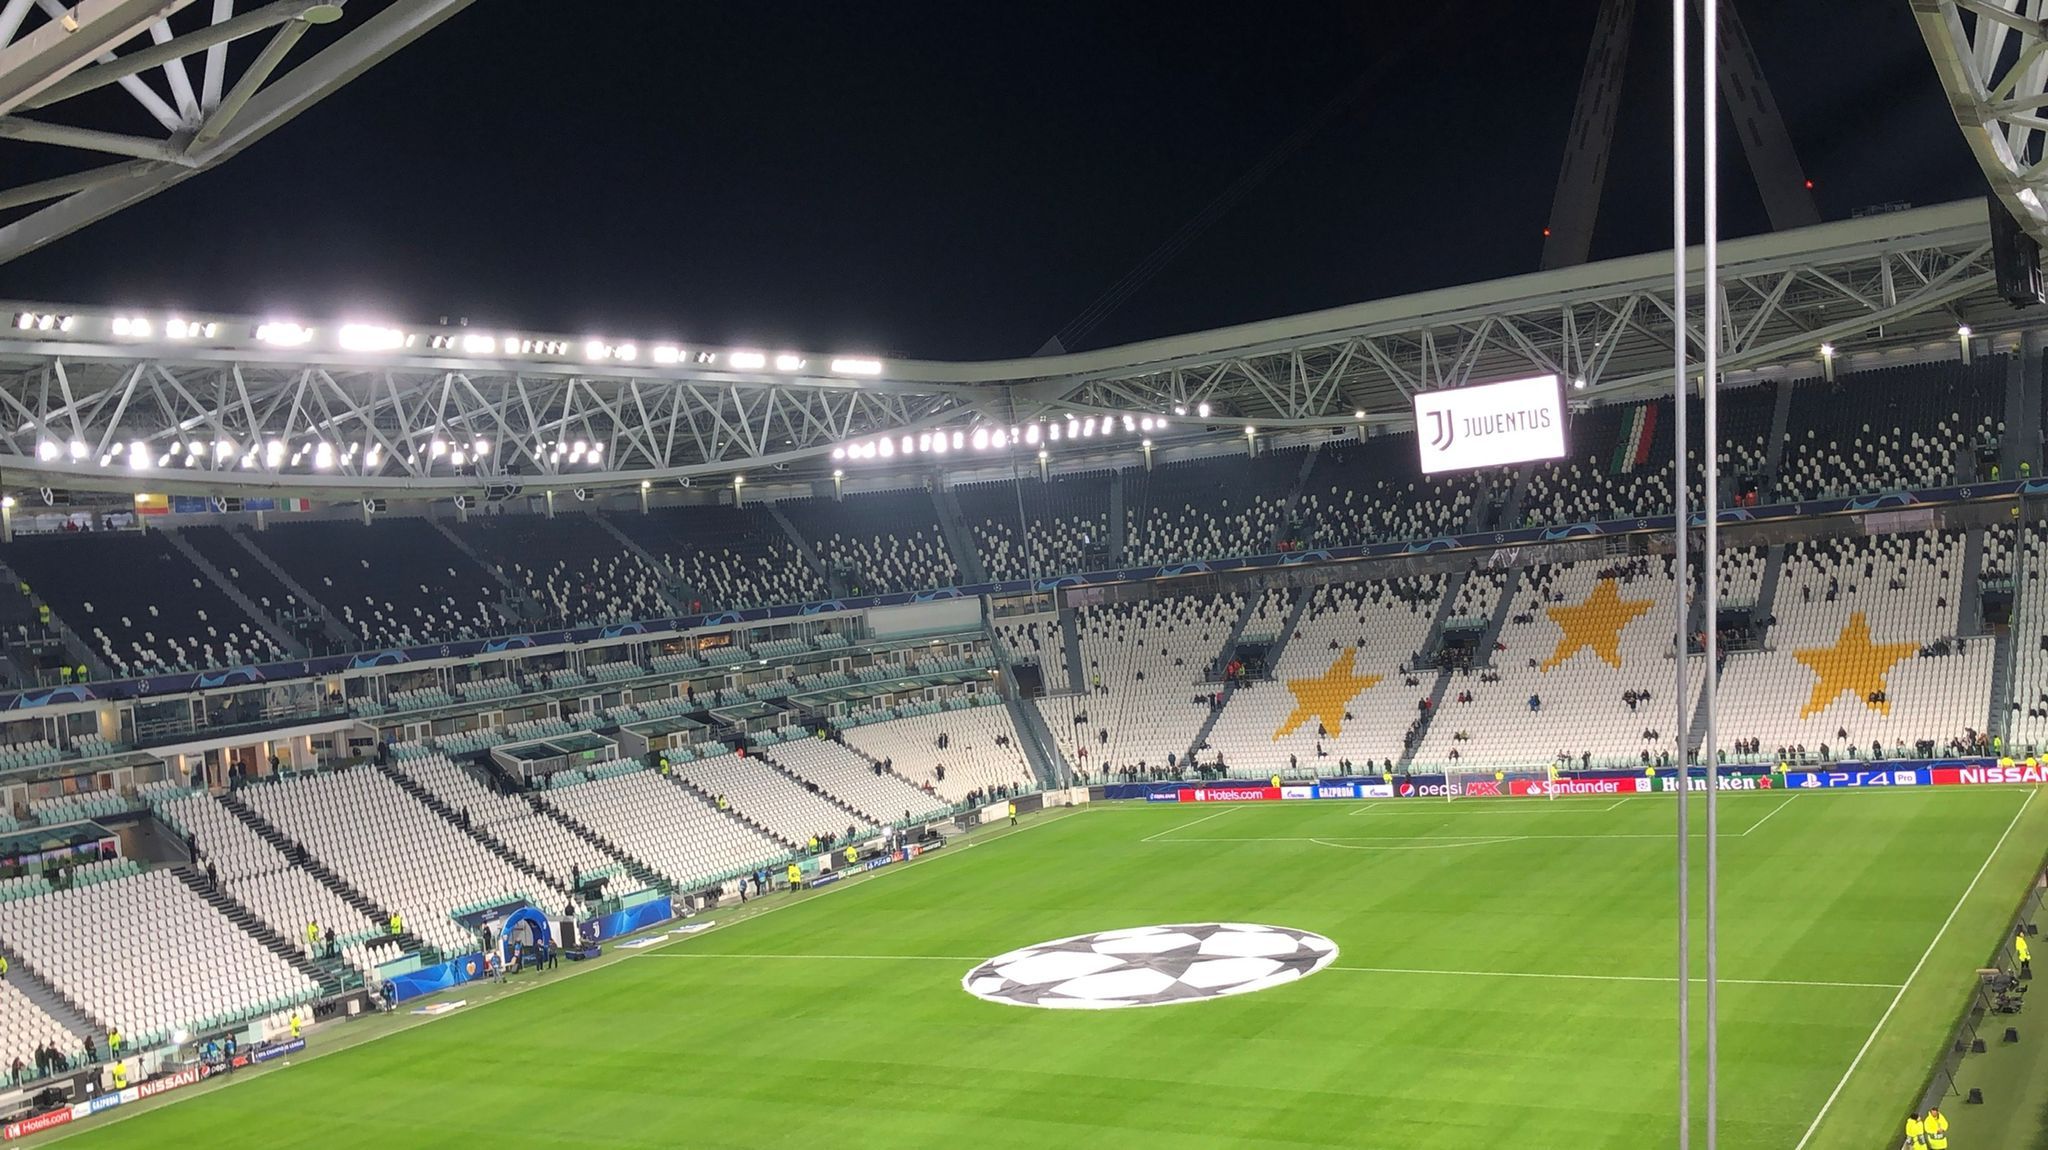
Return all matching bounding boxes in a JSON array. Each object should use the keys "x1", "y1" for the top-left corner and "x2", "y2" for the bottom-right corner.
[{"x1": 45, "y1": 787, "x2": 2048, "y2": 1149}]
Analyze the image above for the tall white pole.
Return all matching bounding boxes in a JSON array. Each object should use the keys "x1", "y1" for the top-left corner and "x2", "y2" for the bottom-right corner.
[
  {"x1": 1670, "y1": 0, "x2": 1691, "y2": 1144},
  {"x1": 1701, "y1": 0, "x2": 1722, "y2": 1144}
]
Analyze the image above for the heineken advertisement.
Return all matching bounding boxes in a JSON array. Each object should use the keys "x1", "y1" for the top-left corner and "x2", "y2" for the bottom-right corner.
[{"x1": 1650, "y1": 770, "x2": 1775, "y2": 792}]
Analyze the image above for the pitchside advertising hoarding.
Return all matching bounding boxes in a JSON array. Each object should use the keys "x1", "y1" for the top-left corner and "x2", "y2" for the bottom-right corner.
[{"x1": 1413, "y1": 373, "x2": 1567, "y2": 475}]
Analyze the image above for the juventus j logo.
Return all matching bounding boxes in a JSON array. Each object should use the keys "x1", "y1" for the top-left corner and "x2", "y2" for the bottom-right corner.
[{"x1": 1427, "y1": 410, "x2": 1455, "y2": 450}]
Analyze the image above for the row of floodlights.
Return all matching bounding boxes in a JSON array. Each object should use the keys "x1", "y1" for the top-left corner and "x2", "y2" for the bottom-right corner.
[
  {"x1": 19, "y1": 312, "x2": 885, "y2": 377},
  {"x1": 29, "y1": 434, "x2": 607, "y2": 471},
  {"x1": 833, "y1": 413, "x2": 1179, "y2": 461}
]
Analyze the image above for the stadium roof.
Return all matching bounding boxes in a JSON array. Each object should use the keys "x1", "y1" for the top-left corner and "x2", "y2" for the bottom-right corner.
[{"x1": 0, "y1": 198, "x2": 2022, "y2": 499}]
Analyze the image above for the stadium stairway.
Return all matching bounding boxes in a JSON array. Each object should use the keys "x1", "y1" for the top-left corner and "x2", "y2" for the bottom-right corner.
[
  {"x1": 763, "y1": 502, "x2": 836, "y2": 598},
  {"x1": 1761, "y1": 374, "x2": 1796, "y2": 481},
  {"x1": 661, "y1": 771, "x2": 801, "y2": 850},
  {"x1": 2001, "y1": 349, "x2": 2034, "y2": 475},
  {"x1": 1471, "y1": 569, "x2": 1524, "y2": 668},
  {"x1": 588, "y1": 514, "x2": 687, "y2": 615},
  {"x1": 752, "y1": 750, "x2": 876, "y2": 829},
  {"x1": 1107, "y1": 469, "x2": 1127, "y2": 563},
  {"x1": 1959, "y1": 526, "x2": 1988, "y2": 638},
  {"x1": 377, "y1": 762, "x2": 566, "y2": 899},
  {"x1": 217, "y1": 791, "x2": 432, "y2": 957},
  {"x1": 1213, "y1": 589, "x2": 1282, "y2": 681},
  {"x1": 227, "y1": 526, "x2": 355, "y2": 647},
  {"x1": 1988, "y1": 626, "x2": 2016, "y2": 742},
  {"x1": 930, "y1": 485, "x2": 988, "y2": 586},
  {"x1": 1060, "y1": 606, "x2": 1085, "y2": 692},
  {"x1": 1753, "y1": 544, "x2": 1787, "y2": 637},
  {"x1": 428, "y1": 517, "x2": 518, "y2": 599},
  {"x1": 1418, "y1": 571, "x2": 1471, "y2": 662},
  {"x1": 523, "y1": 793, "x2": 671, "y2": 893},
  {"x1": 159, "y1": 529, "x2": 308, "y2": 658},
  {"x1": 1683, "y1": 657, "x2": 1723, "y2": 760},
  {"x1": 1396, "y1": 668, "x2": 1455, "y2": 773},
  {"x1": 0, "y1": 938, "x2": 103, "y2": 1037},
  {"x1": 168, "y1": 863, "x2": 345, "y2": 996},
  {"x1": 1003, "y1": 696, "x2": 1067, "y2": 788}
]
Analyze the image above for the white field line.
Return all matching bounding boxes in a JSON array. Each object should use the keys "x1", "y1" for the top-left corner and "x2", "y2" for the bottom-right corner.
[
  {"x1": 1344, "y1": 801, "x2": 1385, "y2": 816},
  {"x1": 1327, "y1": 965, "x2": 1901, "y2": 992},
  {"x1": 1140, "y1": 806, "x2": 1239, "y2": 842},
  {"x1": 1738, "y1": 794, "x2": 1795, "y2": 837},
  {"x1": 1792, "y1": 787, "x2": 2039, "y2": 1150},
  {"x1": 36, "y1": 805, "x2": 1095, "y2": 1147},
  {"x1": 639, "y1": 951, "x2": 1899, "y2": 991},
  {"x1": 1308, "y1": 836, "x2": 1522, "y2": 851}
]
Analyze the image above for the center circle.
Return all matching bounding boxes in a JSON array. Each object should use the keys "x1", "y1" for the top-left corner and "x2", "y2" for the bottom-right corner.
[{"x1": 961, "y1": 923, "x2": 1339, "y2": 1010}]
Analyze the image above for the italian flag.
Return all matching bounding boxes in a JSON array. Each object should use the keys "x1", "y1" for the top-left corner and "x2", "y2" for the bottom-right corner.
[{"x1": 1611, "y1": 403, "x2": 1658, "y2": 474}]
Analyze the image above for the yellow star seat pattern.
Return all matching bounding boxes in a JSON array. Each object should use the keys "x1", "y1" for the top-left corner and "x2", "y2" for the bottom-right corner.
[
  {"x1": 1791, "y1": 611, "x2": 1918, "y2": 719},
  {"x1": 1274, "y1": 649, "x2": 1382, "y2": 740},
  {"x1": 1539, "y1": 578, "x2": 1655, "y2": 671}
]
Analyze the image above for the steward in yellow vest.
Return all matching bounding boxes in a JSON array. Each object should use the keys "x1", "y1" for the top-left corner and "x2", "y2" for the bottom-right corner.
[{"x1": 1924, "y1": 1107, "x2": 1949, "y2": 1149}]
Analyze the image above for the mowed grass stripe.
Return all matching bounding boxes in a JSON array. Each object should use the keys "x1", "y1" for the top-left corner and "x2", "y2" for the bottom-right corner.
[{"x1": 47, "y1": 788, "x2": 2047, "y2": 1150}]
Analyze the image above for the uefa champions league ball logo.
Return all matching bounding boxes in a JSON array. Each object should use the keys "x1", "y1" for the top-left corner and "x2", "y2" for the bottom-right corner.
[{"x1": 962, "y1": 923, "x2": 1338, "y2": 1010}]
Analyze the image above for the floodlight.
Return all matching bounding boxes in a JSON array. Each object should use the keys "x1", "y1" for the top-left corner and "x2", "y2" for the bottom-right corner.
[
  {"x1": 729, "y1": 351, "x2": 767, "y2": 370},
  {"x1": 652, "y1": 346, "x2": 681, "y2": 365},
  {"x1": 1024, "y1": 424, "x2": 1041, "y2": 445},
  {"x1": 585, "y1": 340, "x2": 608, "y2": 361},
  {"x1": 774, "y1": 354, "x2": 803, "y2": 371},
  {"x1": 112, "y1": 317, "x2": 151, "y2": 338},
  {"x1": 1197, "y1": 403, "x2": 1211, "y2": 418},
  {"x1": 67, "y1": 440, "x2": 86, "y2": 460},
  {"x1": 338, "y1": 324, "x2": 405, "y2": 352},
  {"x1": 879, "y1": 438, "x2": 895, "y2": 457},
  {"x1": 971, "y1": 428, "x2": 989, "y2": 450},
  {"x1": 830, "y1": 357, "x2": 882, "y2": 375},
  {"x1": 255, "y1": 322, "x2": 313, "y2": 347}
]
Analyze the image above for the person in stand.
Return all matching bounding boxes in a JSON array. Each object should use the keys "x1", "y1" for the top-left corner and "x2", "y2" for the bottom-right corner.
[
  {"x1": 786, "y1": 862, "x2": 802, "y2": 889},
  {"x1": 289, "y1": 1012, "x2": 301, "y2": 1041},
  {"x1": 844, "y1": 843, "x2": 857, "y2": 867},
  {"x1": 2017, "y1": 927, "x2": 2033, "y2": 980},
  {"x1": 8, "y1": 1056, "x2": 20, "y2": 1085},
  {"x1": 324, "y1": 924, "x2": 338, "y2": 959},
  {"x1": 388, "y1": 911, "x2": 404, "y2": 937},
  {"x1": 108, "y1": 1060, "x2": 126, "y2": 1092},
  {"x1": 0, "y1": 952, "x2": 8, "y2": 980},
  {"x1": 106, "y1": 1026, "x2": 120, "y2": 1059},
  {"x1": 1904, "y1": 1111, "x2": 1926, "y2": 1149}
]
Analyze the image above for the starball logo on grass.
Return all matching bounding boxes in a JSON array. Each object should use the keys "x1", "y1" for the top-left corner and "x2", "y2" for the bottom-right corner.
[{"x1": 963, "y1": 924, "x2": 1338, "y2": 1010}]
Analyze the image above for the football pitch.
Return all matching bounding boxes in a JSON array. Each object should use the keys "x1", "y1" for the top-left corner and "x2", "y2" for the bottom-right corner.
[{"x1": 47, "y1": 787, "x2": 2048, "y2": 1149}]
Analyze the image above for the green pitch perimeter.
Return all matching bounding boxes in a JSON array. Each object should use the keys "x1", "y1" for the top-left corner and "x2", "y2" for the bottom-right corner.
[{"x1": 43, "y1": 787, "x2": 2048, "y2": 1149}]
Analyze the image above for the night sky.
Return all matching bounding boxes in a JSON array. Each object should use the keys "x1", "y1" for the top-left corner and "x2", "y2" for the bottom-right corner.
[{"x1": 1, "y1": 1, "x2": 1986, "y2": 360}]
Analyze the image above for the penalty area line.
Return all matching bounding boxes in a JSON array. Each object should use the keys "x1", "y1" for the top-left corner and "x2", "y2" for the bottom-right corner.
[
  {"x1": 1792, "y1": 786, "x2": 2039, "y2": 1150},
  {"x1": 1141, "y1": 806, "x2": 1239, "y2": 842}
]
